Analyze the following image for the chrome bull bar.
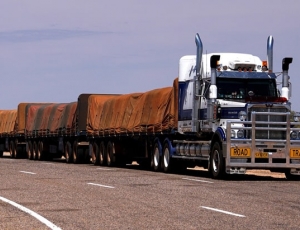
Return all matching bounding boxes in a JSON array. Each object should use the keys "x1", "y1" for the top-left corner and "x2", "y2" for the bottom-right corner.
[{"x1": 225, "y1": 111, "x2": 300, "y2": 172}]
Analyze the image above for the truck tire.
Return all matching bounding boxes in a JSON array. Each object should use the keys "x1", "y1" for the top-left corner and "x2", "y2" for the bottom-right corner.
[
  {"x1": 37, "y1": 141, "x2": 45, "y2": 161},
  {"x1": 27, "y1": 141, "x2": 33, "y2": 160},
  {"x1": 99, "y1": 141, "x2": 105, "y2": 166},
  {"x1": 73, "y1": 141, "x2": 81, "y2": 164},
  {"x1": 106, "y1": 141, "x2": 115, "y2": 167},
  {"x1": 162, "y1": 143, "x2": 171, "y2": 173},
  {"x1": 10, "y1": 141, "x2": 16, "y2": 158},
  {"x1": 210, "y1": 142, "x2": 225, "y2": 179},
  {"x1": 152, "y1": 142, "x2": 161, "y2": 172},
  {"x1": 91, "y1": 143, "x2": 99, "y2": 165},
  {"x1": 65, "y1": 142, "x2": 72, "y2": 163},
  {"x1": 0, "y1": 151, "x2": 3, "y2": 157},
  {"x1": 15, "y1": 144, "x2": 23, "y2": 159},
  {"x1": 14, "y1": 141, "x2": 21, "y2": 158},
  {"x1": 33, "y1": 141, "x2": 38, "y2": 160}
]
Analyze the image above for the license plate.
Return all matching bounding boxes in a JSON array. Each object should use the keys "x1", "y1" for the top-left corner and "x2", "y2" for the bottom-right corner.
[
  {"x1": 290, "y1": 149, "x2": 300, "y2": 158},
  {"x1": 255, "y1": 152, "x2": 268, "y2": 158},
  {"x1": 230, "y1": 147, "x2": 250, "y2": 157}
]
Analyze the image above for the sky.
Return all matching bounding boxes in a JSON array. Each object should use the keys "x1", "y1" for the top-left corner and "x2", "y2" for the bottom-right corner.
[{"x1": 0, "y1": 0, "x2": 299, "y2": 111}]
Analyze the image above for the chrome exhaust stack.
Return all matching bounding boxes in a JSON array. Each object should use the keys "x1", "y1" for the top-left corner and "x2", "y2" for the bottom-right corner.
[
  {"x1": 192, "y1": 33, "x2": 203, "y2": 132},
  {"x1": 195, "y1": 33, "x2": 203, "y2": 76},
  {"x1": 267, "y1": 36, "x2": 274, "y2": 72}
]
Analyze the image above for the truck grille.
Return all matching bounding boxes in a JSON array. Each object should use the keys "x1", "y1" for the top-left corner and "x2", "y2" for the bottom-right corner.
[{"x1": 248, "y1": 106, "x2": 288, "y2": 140}]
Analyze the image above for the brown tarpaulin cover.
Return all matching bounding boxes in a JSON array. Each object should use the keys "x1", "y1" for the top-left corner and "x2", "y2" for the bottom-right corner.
[
  {"x1": 15, "y1": 103, "x2": 52, "y2": 134},
  {"x1": 86, "y1": 95, "x2": 121, "y2": 134},
  {"x1": 0, "y1": 110, "x2": 17, "y2": 136},
  {"x1": 57, "y1": 102, "x2": 77, "y2": 135},
  {"x1": 25, "y1": 104, "x2": 51, "y2": 135},
  {"x1": 48, "y1": 103, "x2": 69, "y2": 134},
  {"x1": 87, "y1": 78, "x2": 178, "y2": 135},
  {"x1": 24, "y1": 102, "x2": 77, "y2": 136},
  {"x1": 37, "y1": 104, "x2": 58, "y2": 135}
]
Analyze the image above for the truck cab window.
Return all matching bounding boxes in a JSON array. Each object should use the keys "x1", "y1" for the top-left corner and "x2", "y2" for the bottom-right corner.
[{"x1": 217, "y1": 78, "x2": 278, "y2": 100}]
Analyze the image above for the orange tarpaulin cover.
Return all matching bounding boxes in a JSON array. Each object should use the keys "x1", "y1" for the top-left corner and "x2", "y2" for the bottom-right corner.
[
  {"x1": 24, "y1": 102, "x2": 77, "y2": 136},
  {"x1": 87, "y1": 78, "x2": 178, "y2": 135},
  {"x1": 15, "y1": 103, "x2": 52, "y2": 134},
  {"x1": 57, "y1": 102, "x2": 77, "y2": 135},
  {"x1": 48, "y1": 103, "x2": 69, "y2": 133},
  {"x1": 25, "y1": 104, "x2": 51, "y2": 135},
  {"x1": 37, "y1": 104, "x2": 58, "y2": 135},
  {"x1": 86, "y1": 95, "x2": 121, "y2": 134},
  {"x1": 0, "y1": 110, "x2": 17, "y2": 136}
]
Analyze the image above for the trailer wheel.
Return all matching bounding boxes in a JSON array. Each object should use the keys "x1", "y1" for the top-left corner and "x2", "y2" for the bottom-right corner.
[
  {"x1": 99, "y1": 141, "x2": 106, "y2": 166},
  {"x1": 15, "y1": 140, "x2": 26, "y2": 158},
  {"x1": 37, "y1": 141, "x2": 44, "y2": 161},
  {"x1": 65, "y1": 142, "x2": 72, "y2": 163},
  {"x1": 33, "y1": 141, "x2": 38, "y2": 160},
  {"x1": 10, "y1": 141, "x2": 16, "y2": 158},
  {"x1": 210, "y1": 142, "x2": 225, "y2": 179},
  {"x1": 106, "y1": 142, "x2": 115, "y2": 167},
  {"x1": 14, "y1": 140, "x2": 21, "y2": 158},
  {"x1": 91, "y1": 143, "x2": 99, "y2": 165},
  {"x1": 73, "y1": 141, "x2": 80, "y2": 164},
  {"x1": 27, "y1": 141, "x2": 33, "y2": 160},
  {"x1": 162, "y1": 143, "x2": 171, "y2": 173},
  {"x1": 152, "y1": 142, "x2": 161, "y2": 172}
]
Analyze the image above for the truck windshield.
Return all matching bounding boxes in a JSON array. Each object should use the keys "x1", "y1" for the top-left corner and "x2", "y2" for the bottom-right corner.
[{"x1": 216, "y1": 78, "x2": 278, "y2": 100}]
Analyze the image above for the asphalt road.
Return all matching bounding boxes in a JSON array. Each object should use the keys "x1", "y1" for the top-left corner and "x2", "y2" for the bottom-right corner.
[{"x1": 0, "y1": 154, "x2": 299, "y2": 230}]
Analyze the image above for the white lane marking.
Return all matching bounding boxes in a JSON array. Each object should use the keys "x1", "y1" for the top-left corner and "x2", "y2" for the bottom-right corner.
[
  {"x1": 87, "y1": 182, "x2": 115, "y2": 189},
  {"x1": 0, "y1": 196, "x2": 61, "y2": 230},
  {"x1": 42, "y1": 163, "x2": 55, "y2": 165},
  {"x1": 182, "y1": 178, "x2": 213, "y2": 184},
  {"x1": 20, "y1": 171, "x2": 36, "y2": 175},
  {"x1": 201, "y1": 206, "x2": 245, "y2": 217},
  {"x1": 96, "y1": 168, "x2": 113, "y2": 170}
]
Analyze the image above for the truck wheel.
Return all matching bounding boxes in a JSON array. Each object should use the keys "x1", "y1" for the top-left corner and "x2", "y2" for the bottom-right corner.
[
  {"x1": 210, "y1": 142, "x2": 225, "y2": 179},
  {"x1": 33, "y1": 141, "x2": 38, "y2": 160},
  {"x1": 27, "y1": 141, "x2": 33, "y2": 160},
  {"x1": 99, "y1": 142, "x2": 106, "y2": 166},
  {"x1": 37, "y1": 141, "x2": 44, "y2": 161},
  {"x1": 14, "y1": 140, "x2": 20, "y2": 158},
  {"x1": 0, "y1": 151, "x2": 3, "y2": 157},
  {"x1": 16, "y1": 145, "x2": 23, "y2": 159},
  {"x1": 152, "y1": 142, "x2": 161, "y2": 172},
  {"x1": 73, "y1": 141, "x2": 80, "y2": 164},
  {"x1": 162, "y1": 143, "x2": 171, "y2": 173},
  {"x1": 10, "y1": 141, "x2": 16, "y2": 158},
  {"x1": 91, "y1": 143, "x2": 99, "y2": 165},
  {"x1": 65, "y1": 142, "x2": 72, "y2": 163},
  {"x1": 106, "y1": 141, "x2": 115, "y2": 167}
]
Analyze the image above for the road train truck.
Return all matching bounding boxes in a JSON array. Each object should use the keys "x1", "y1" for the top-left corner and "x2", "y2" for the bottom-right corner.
[{"x1": 1, "y1": 33, "x2": 300, "y2": 180}]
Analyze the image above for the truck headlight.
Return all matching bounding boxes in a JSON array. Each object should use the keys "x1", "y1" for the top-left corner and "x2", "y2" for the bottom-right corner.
[
  {"x1": 290, "y1": 131, "x2": 297, "y2": 139},
  {"x1": 237, "y1": 130, "x2": 244, "y2": 138},
  {"x1": 231, "y1": 130, "x2": 235, "y2": 138},
  {"x1": 238, "y1": 111, "x2": 247, "y2": 121}
]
